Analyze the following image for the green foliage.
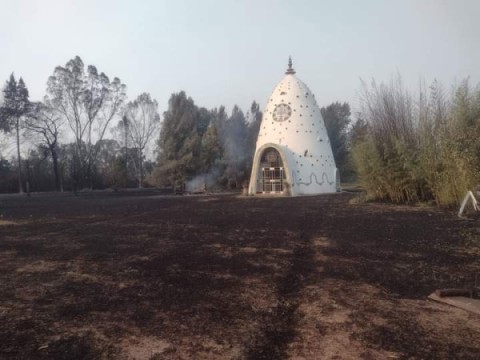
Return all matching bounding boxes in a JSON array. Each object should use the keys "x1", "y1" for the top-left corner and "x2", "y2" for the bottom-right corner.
[
  {"x1": 152, "y1": 92, "x2": 206, "y2": 186},
  {"x1": 245, "y1": 101, "x2": 262, "y2": 171},
  {"x1": 219, "y1": 105, "x2": 250, "y2": 188},
  {"x1": 352, "y1": 136, "x2": 385, "y2": 200},
  {"x1": 0, "y1": 74, "x2": 30, "y2": 133},
  {"x1": 151, "y1": 94, "x2": 261, "y2": 189},
  {"x1": 0, "y1": 73, "x2": 30, "y2": 193},
  {"x1": 321, "y1": 102, "x2": 351, "y2": 179},
  {"x1": 200, "y1": 122, "x2": 222, "y2": 172}
]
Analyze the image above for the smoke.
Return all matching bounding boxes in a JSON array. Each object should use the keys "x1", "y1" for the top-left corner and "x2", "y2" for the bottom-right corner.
[
  {"x1": 185, "y1": 168, "x2": 220, "y2": 193},
  {"x1": 221, "y1": 108, "x2": 250, "y2": 163}
]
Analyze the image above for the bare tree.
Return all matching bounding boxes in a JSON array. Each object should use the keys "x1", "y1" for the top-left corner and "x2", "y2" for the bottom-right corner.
[
  {"x1": 123, "y1": 93, "x2": 160, "y2": 187},
  {"x1": 46, "y1": 56, "x2": 126, "y2": 189},
  {"x1": 25, "y1": 102, "x2": 64, "y2": 191},
  {"x1": 111, "y1": 115, "x2": 130, "y2": 184}
]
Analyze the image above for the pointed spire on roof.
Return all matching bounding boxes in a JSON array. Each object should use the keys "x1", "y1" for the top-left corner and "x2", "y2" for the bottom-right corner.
[{"x1": 285, "y1": 56, "x2": 296, "y2": 75}]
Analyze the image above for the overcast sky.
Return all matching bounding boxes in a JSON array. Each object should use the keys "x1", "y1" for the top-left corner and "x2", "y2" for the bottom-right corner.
[{"x1": 1, "y1": 0, "x2": 479, "y2": 117}]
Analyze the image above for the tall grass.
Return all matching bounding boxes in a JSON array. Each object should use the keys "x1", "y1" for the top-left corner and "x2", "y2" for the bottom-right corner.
[{"x1": 353, "y1": 77, "x2": 480, "y2": 206}]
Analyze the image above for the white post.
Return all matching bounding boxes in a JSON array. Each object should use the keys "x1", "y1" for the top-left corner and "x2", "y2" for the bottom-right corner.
[{"x1": 458, "y1": 191, "x2": 479, "y2": 217}]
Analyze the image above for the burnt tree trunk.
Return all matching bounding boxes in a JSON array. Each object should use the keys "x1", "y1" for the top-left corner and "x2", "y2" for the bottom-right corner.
[
  {"x1": 25, "y1": 158, "x2": 31, "y2": 197},
  {"x1": 51, "y1": 148, "x2": 60, "y2": 191},
  {"x1": 138, "y1": 149, "x2": 143, "y2": 188},
  {"x1": 15, "y1": 118, "x2": 24, "y2": 194}
]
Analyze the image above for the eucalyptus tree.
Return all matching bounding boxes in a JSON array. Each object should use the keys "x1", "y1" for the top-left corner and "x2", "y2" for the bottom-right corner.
[
  {"x1": 0, "y1": 74, "x2": 30, "y2": 193},
  {"x1": 122, "y1": 93, "x2": 161, "y2": 187},
  {"x1": 25, "y1": 102, "x2": 64, "y2": 190},
  {"x1": 46, "y1": 56, "x2": 126, "y2": 189}
]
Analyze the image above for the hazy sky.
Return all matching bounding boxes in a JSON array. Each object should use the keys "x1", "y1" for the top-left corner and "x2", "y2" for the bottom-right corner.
[{"x1": 1, "y1": 0, "x2": 479, "y2": 117}]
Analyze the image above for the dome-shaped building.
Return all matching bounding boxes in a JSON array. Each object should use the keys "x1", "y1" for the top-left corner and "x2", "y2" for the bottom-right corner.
[{"x1": 248, "y1": 58, "x2": 339, "y2": 196}]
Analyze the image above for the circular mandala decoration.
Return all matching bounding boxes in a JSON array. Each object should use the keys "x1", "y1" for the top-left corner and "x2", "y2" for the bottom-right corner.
[{"x1": 272, "y1": 104, "x2": 292, "y2": 122}]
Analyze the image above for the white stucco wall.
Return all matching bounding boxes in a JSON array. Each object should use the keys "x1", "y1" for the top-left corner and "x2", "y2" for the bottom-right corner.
[{"x1": 249, "y1": 72, "x2": 338, "y2": 196}]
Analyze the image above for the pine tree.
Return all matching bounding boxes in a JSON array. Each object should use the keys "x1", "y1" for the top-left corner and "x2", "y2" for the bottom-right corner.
[
  {"x1": 220, "y1": 106, "x2": 249, "y2": 188},
  {"x1": 321, "y1": 102, "x2": 351, "y2": 179},
  {"x1": 153, "y1": 92, "x2": 203, "y2": 187},
  {"x1": 200, "y1": 121, "x2": 222, "y2": 173},
  {"x1": 0, "y1": 74, "x2": 30, "y2": 193},
  {"x1": 245, "y1": 100, "x2": 262, "y2": 171}
]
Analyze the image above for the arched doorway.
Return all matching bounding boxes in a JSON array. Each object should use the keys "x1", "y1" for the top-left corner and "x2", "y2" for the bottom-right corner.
[{"x1": 260, "y1": 148, "x2": 285, "y2": 193}]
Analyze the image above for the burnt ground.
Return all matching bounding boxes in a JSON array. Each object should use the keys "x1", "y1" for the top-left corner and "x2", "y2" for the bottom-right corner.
[{"x1": 0, "y1": 191, "x2": 479, "y2": 359}]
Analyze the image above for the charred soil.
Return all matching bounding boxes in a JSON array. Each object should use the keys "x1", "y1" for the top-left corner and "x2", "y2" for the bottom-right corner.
[{"x1": 0, "y1": 191, "x2": 479, "y2": 359}]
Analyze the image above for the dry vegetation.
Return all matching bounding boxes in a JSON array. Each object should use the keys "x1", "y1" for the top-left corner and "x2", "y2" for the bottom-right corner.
[
  {"x1": 354, "y1": 77, "x2": 480, "y2": 206},
  {"x1": 0, "y1": 191, "x2": 479, "y2": 359}
]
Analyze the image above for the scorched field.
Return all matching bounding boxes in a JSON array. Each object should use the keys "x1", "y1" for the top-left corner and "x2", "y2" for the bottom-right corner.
[{"x1": 0, "y1": 191, "x2": 479, "y2": 359}]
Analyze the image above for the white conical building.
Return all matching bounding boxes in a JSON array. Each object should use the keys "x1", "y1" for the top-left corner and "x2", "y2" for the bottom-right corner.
[{"x1": 248, "y1": 58, "x2": 339, "y2": 196}]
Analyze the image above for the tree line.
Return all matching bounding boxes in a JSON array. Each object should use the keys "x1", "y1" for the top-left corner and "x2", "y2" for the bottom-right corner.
[
  {"x1": 0, "y1": 56, "x2": 158, "y2": 193},
  {"x1": 0, "y1": 55, "x2": 352, "y2": 195},
  {"x1": 3, "y1": 59, "x2": 477, "y2": 207}
]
